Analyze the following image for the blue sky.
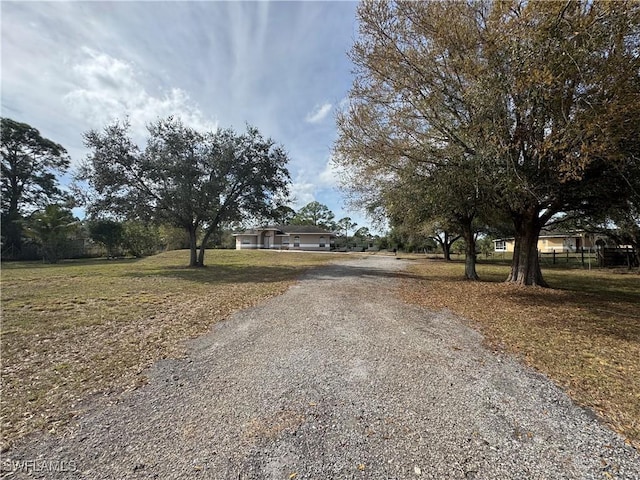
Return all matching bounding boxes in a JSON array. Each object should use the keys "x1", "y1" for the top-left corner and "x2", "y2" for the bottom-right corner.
[{"x1": 1, "y1": 1, "x2": 374, "y2": 229}]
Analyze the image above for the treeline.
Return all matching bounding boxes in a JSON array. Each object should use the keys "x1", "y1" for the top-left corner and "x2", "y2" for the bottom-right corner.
[
  {"x1": 0, "y1": 116, "x2": 379, "y2": 263},
  {"x1": 1, "y1": 117, "x2": 292, "y2": 266},
  {"x1": 0, "y1": 118, "x2": 190, "y2": 262},
  {"x1": 1, "y1": 206, "x2": 213, "y2": 263}
]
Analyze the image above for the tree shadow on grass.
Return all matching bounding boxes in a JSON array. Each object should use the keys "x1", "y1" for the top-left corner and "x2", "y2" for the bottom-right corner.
[
  {"x1": 124, "y1": 264, "x2": 309, "y2": 285},
  {"x1": 517, "y1": 292, "x2": 638, "y2": 343},
  {"x1": 408, "y1": 260, "x2": 640, "y2": 343},
  {"x1": 472, "y1": 278, "x2": 640, "y2": 343},
  {"x1": 1, "y1": 257, "x2": 143, "y2": 270},
  {"x1": 123, "y1": 259, "x2": 425, "y2": 286}
]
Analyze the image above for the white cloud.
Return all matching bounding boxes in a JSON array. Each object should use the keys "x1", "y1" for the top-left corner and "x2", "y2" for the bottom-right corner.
[
  {"x1": 63, "y1": 47, "x2": 217, "y2": 140},
  {"x1": 290, "y1": 179, "x2": 316, "y2": 209},
  {"x1": 318, "y1": 156, "x2": 345, "y2": 189},
  {"x1": 1, "y1": 1, "x2": 374, "y2": 226},
  {"x1": 305, "y1": 102, "x2": 333, "y2": 124}
]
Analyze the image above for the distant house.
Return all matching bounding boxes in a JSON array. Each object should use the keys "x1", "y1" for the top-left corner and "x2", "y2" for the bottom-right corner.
[
  {"x1": 233, "y1": 225, "x2": 334, "y2": 251},
  {"x1": 493, "y1": 230, "x2": 598, "y2": 253}
]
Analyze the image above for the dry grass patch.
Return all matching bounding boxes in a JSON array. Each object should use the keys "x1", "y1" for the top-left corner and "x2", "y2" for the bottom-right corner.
[
  {"x1": 400, "y1": 259, "x2": 640, "y2": 450},
  {"x1": 1, "y1": 250, "x2": 334, "y2": 450}
]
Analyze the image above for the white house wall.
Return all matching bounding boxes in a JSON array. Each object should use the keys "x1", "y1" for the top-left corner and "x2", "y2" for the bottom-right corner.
[
  {"x1": 235, "y1": 236, "x2": 259, "y2": 249},
  {"x1": 493, "y1": 234, "x2": 598, "y2": 253},
  {"x1": 288, "y1": 234, "x2": 330, "y2": 251},
  {"x1": 236, "y1": 233, "x2": 331, "y2": 251}
]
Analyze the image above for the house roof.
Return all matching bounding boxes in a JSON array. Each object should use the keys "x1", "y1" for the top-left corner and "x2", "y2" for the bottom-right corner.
[
  {"x1": 234, "y1": 224, "x2": 334, "y2": 236},
  {"x1": 279, "y1": 225, "x2": 334, "y2": 235}
]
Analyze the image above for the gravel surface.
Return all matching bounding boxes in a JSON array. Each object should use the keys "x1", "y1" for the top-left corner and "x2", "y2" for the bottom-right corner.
[{"x1": 3, "y1": 256, "x2": 639, "y2": 479}]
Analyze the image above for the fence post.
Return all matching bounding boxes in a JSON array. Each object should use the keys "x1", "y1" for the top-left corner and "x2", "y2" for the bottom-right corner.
[
  {"x1": 553, "y1": 249, "x2": 556, "y2": 265},
  {"x1": 581, "y1": 247, "x2": 584, "y2": 266}
]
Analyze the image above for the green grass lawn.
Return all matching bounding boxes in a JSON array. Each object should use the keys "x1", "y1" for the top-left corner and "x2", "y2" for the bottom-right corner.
[
  {"x1": 0, "y1": 249, "x2": 334, "y2": 450},
  {"x1": 400, "y1": 257, "x2": 640, "y2": 450}
]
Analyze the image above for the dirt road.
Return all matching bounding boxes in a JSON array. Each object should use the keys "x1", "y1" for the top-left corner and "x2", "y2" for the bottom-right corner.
[{"x1": 4, "y1": 256, "x2": 639, "y2": 479}]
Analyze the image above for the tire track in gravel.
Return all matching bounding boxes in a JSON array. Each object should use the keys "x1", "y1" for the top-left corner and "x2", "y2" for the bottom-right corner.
[{"x1": 3, "y1": 256, "x2": 640, "y2": 479}]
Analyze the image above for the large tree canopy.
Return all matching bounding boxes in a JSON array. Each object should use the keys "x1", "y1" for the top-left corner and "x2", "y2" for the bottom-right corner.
[
  {"x1": 1, "y1": 118, "x2": 70, "y2": 254},
  {"x1": 80, "y1": 117, "x2": 291, "y2": 267},
  {"x1": 335, "y1": 0, "x2": 640, "y2": 286},
  {"x1": 381, "y1": 155, "x2": 492, "y2": 278}
]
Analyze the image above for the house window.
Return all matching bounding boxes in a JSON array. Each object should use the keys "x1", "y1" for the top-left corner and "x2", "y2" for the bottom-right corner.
[
  {"x1": 241, "y1": 238, "x2": 251, "y2": 245},
  {"x1": 495, "y1": 240, "x2": 506, "y2": 251},
  {"x1": 282, "y1": 238, "x2": 290, "y2": 245},
  {"x1": 294, "y1": 236, "x2": 300, "y2": 247},
  {"x1": 319, "y1": 236, "x2": 325, "y2": 248}
]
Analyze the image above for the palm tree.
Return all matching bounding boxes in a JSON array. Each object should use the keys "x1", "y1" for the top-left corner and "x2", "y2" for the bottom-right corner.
[{"x1": 26, "y1": 204, "x2": 78, "y2": 263}]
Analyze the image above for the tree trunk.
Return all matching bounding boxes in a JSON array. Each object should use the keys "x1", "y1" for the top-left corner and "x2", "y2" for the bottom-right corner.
[
  {"x1": 196, "y1": 230, "x2": 213, "y2": 267},
  {"x1": 506, "y1": 212, "x2": 548, "y2": 287},
  {"x1": 442, "y1": 238, "x2": 452, "y2": 261},
  {"x1": 3, "y1": 174, "x2": 24, "y2": 254},
  {"x1": 433, "y1": 232, "x2": 456, "y2": 261},
  {"x1": 188, "y1": 227, "x2": 198, "y2": 267},
  {"x1": 632, "y1": 237, "x2": 640, "y2": 273},
  {"x1": 3, "y1": 208, "x2": 23, "y2": 254},
  {"x1": 461, "y1": 225, "x2": 479, "y2": 280}
]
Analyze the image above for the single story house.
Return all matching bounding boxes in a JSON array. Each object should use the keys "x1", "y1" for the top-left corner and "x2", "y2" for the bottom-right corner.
[
  {"x1": 493, "y1": 230, "x2": 598, "y2": 253},
  {"x1": 233, "y1": 225, "x2": 334, "y2": 251}
]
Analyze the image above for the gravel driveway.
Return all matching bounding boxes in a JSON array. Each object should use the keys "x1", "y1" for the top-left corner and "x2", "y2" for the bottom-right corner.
[{"x1": 3, "y1": 256, "x2": 640, "y2": 479}]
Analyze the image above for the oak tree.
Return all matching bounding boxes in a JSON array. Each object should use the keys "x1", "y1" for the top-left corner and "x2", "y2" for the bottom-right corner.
[
  {"x1": 80, "y1": 117, "x2": 290, "y2": 267},
  {"x1": 335, "y1": 0, "x2": 640, "y2": 286}
]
